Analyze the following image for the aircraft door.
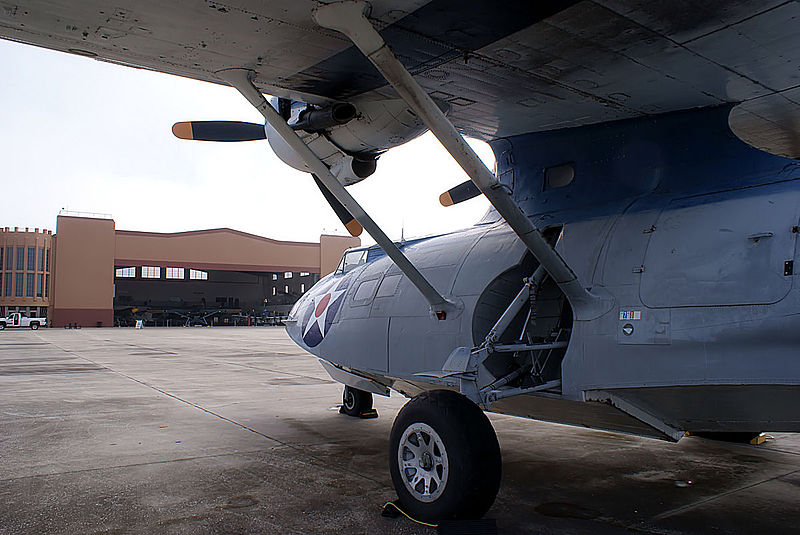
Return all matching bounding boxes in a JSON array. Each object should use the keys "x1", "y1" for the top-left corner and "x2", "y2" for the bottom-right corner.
[
  {"x1": 640, "y1": 182, "x2": 799, "y2": 307},
  {"x1": 594, "y1": 198, "x2": 662, "y2": 288}
]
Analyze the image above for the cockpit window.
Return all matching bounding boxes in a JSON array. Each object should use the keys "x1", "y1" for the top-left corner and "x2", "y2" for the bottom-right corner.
[{"x1": 336, "y1": 249, "x2": 368, "y2": 274}]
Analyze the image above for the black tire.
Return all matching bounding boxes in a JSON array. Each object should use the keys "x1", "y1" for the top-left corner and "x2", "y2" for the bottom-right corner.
[
  {"x1": 389, "y1": 389, "x2": 501, "y2": 523},
  {"x1": 0, "y1": 323, "x2": 5, "y2": 330},
  {"x1": 341, "y1": 386, "x2": 372, "y2": 417},
  {"x1": 30, "y1": 322, "x2": 39, "y2": 330}
]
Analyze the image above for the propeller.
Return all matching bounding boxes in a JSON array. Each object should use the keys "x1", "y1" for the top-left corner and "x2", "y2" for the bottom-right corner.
[
  {"x1": 171, "y1": 120, "x2": 363, "y2": 237},
  {"x1": 171, "y1": 121, "x2": 265, "y2": 141},
  {"x1": 311, "y1": 175, "x2": 363, "y2": 237},
  {"x1": 439, "y1": 180, "x2": 481, "y2": 206}
]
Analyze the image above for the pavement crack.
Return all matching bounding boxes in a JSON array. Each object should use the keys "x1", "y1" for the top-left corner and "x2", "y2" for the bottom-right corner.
[
  {"x1": 650, "y1": 468, "x2": 800, "y2": 522},
  {"x1": 0, "y1": 450, "x2": 272, "y2": 483}
]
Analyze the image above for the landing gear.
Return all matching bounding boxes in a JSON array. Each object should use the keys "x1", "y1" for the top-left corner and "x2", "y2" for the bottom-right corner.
[
  {"x1": 341, "y1": 385, "x2": 373, "y2": 417},
  {"x1": 389, "y1": 390, "x2": 502, "y2": 523}
]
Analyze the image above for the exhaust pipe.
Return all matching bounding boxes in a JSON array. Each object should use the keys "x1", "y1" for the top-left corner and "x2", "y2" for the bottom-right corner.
[{"x1": 293, "y1": 103, "x2": 357, "y2": 132}]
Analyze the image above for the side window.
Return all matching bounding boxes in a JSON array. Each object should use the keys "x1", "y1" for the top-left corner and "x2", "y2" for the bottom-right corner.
[
  {"x1": 376, "y1": 274, "x2": 402, "y2": 298},
  {"x1": 544, "y1": 163, "x2": 574, "y2": 190},
  {"x1": 352, "y1": 278, "x2": 380, "y2": 305}
]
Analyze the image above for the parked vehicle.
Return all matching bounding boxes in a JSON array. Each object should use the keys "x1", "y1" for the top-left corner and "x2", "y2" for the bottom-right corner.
[{"x1": 0, "y1": 312, "x2": 46, "y2": 330}]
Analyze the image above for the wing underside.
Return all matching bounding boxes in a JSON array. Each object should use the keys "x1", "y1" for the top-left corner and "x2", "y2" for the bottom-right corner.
[{"x1": 1, "y1": 0, "x2": 798, "y2": 156}]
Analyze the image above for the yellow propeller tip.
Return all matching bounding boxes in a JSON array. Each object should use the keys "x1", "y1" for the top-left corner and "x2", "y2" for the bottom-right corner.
[
  {"x1": 345, "y1": 220, "x2": 363, "y2": 237},
  {"x1": 439, "y1": 191, "x2": 454, "y2": 207},
  {"x1": 172, "y1": 122, "x2": 194, "y2": 140}
]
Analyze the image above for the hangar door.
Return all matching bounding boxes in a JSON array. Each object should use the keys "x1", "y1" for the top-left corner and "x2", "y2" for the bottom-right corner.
[{"x1": 640, "y1": 182, "x2": 799, "y2": 307}]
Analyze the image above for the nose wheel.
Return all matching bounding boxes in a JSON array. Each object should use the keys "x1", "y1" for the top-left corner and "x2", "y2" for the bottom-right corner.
[
  {"x1": 389, "y1": 389, "x2": 502, "y2": 522},
  {"x1": 340, "y1": 385, "x2": 374, "y2": 417}
]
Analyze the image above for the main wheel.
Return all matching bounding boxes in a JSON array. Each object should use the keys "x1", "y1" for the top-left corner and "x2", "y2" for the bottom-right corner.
[
  {"x1": 341, "y1": 386, "x2": 372, "y2": 417},
  {"x1": 389, "y1": 389, "x2": 501, "y2": 523}
]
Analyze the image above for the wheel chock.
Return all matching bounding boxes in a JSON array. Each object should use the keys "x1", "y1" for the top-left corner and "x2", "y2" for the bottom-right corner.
[
  {"x1": 337, "y1": 405, "x2": 378, "y2": 419},
  {"x1": 750, "y1": 433, "x2": 767, "y2": 445},
  {"x1": 359, "y1": 408, "x2": 378, "y2": 419}
]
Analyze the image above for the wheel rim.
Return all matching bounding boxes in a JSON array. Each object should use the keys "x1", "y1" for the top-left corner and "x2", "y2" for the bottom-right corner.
[
  {"x1": 343, "y1": 389, "x2": 355, "y2": 411},
  {"x1": 397, "y1": 422, "x2": 449, "y2": 503}
]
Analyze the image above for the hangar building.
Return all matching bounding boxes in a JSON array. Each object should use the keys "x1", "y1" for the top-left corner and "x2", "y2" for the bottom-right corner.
[{"x1": 0, "y1": 214, "x2": 359, "y2": 327}]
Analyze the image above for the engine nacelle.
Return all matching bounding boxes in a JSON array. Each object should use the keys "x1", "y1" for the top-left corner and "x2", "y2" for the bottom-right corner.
[{"x1": 265, "y1": 98, "x2": 443, "y2": 185}]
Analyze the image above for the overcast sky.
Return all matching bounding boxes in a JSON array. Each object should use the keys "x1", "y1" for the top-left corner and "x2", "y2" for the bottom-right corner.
[{"x1": 0, "y1": 39, "x2": 492, "y2": 245}]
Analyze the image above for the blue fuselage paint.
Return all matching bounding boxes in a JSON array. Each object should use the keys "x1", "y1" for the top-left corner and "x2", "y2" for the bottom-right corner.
[{"x1": 491, "y1": 105, "x2": 797, "y2": 225}]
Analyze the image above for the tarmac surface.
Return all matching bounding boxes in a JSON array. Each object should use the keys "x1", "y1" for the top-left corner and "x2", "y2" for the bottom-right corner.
[{"x1": 1, "y1": 327, "x2": 799, "y2": 534}]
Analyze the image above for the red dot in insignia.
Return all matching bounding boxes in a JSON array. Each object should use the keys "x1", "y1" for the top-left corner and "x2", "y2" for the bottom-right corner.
[{"x1": 315, "y1": 294, "x2": 331, "y2": 317}]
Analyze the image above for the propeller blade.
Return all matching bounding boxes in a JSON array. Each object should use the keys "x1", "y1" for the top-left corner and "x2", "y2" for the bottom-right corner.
[
  {"x1": 312, "y1": 175, "x2": 363, "y2": 237},
  {"x1": 172, "y1": 121, "x2": 266, "y2": 142},
  {"x1": 439, "y1": 180, "x2": 481, "y2": 206}
]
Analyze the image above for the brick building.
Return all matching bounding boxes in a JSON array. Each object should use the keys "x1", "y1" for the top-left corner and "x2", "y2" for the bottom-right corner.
[{"x1": 0, "y1": 214, "x2": 359, "y2": 327}]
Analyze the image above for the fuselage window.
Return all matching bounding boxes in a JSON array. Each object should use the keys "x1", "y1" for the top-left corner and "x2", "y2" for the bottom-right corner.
[
  {"x1": 544, "y1": 163, "x2": 574, "y2": 190},
  {"x1": 376, "y1": 274, "x2": 402, "y2": 298},
  {"x1": 353, "y1": 278, "x2": 379, "y2": 302}
]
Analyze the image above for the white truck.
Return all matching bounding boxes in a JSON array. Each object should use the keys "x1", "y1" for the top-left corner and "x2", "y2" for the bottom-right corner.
[{"x1": 0, "y1": 312, "x2": 46, "y2": 330}]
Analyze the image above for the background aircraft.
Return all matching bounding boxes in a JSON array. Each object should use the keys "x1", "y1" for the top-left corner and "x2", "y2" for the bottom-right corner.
[{"x1": 2, "y1": 0, "x2": 799, "y2": 523}]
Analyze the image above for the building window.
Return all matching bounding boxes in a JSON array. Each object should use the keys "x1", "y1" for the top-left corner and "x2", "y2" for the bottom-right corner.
[
  {"x1": 301, "y1": 283, "x2": 305, "y2": 293},
  {"x1": 37, "y1": 248, "x2": 44, "y2": 271},
  {"x1": 45, "y1": 274, "x2": 49, "y2": 298},
  {"x1": 141, "y1": 266, "x2": 161, "y2": 279},
  {"x1": 4, "y1": 247, "x2": 11, "y2": 270},
  {"x1": 0, "y1": 247, "x2": 3, "y2": 270},
  {"x1": 115, "y1": 267, "x2": 136, "y2": 278},
  {"x1": 16, "y1": 247, "x2": 24, "y2": 270},
  {"x1": 5, "y1": 273, "x2": 12, "y2": 297},
  {"x1": 284, "y1": 272, "x2": 293, "y2": 279},
  {"x1": 36, "y1": 274, "x2": 43, "y2": 297},
  {"x1": 27, "y1": 247, "x2": 35, "y2": 271},
  {"x1": 272, "y1": 287, "x2": 276, "y2": 296},
  {"x1": 26, "y1": 273, "x2": 34, "y2": 297},
  {"x1": 15, "y1": 273, "x2": 23, "y2": 297},
  {"x1": 272, "y1": 274, "x2": 278, "y2": 281},
  {"x1": 300, "y1": 272, "x2": 310, "y2": 277},
  {"x1": 166, "y1": 267, "x2": 185, "y2": 280},
  {"x1": 189, "y1": 269, "x2": 208, "y2": 280},
  {"x1": 45, "y1": 249, "x2": 50, "y2": 271}
]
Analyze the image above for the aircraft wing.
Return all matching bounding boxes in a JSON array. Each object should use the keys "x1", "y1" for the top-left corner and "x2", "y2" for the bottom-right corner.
[{"x1": 1, "y1": 1, "x2": 798, "y2": 156}]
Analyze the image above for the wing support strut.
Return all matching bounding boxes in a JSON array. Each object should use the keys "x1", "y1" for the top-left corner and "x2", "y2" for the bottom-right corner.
[
  {"x1": 313, "y1": 1, "x2": 612, "y2": 320},
  {"x1": 216, "y1": 68, "x2": 455, "y2": 317}
]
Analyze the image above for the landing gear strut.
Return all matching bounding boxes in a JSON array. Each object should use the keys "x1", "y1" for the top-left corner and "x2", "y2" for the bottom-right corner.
[{"x1": 389, "y1": 390, "x2": 502, "y2": 522}]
